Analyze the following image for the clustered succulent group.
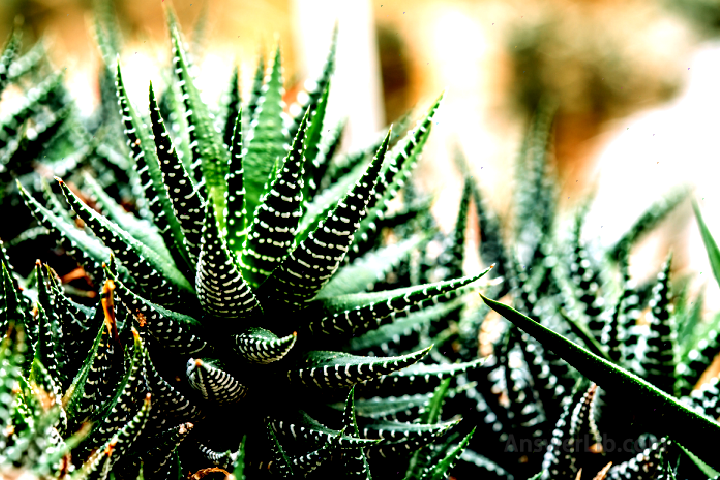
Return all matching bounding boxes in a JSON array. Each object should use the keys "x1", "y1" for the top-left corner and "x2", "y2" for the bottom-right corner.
[{"x1": 3, "y1": 2, "x2": 720, "y2": 480}]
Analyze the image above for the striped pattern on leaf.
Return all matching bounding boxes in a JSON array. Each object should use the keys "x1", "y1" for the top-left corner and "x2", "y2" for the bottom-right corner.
[
  {"x1": 106, "y1": 266, "x2": 206, "y2": 354},
  {"x1": 234, "y1": 327, "x2": 296, "y2": 364},
  {"x1": 0, "y1": 72, "x2": 63, "y2": 150},
  {"x1": 169, "y1": 18, "x2": 229, "y2": 226},
  {"x1": 84, "y1": 393, "x2": 152, "y2": 475},
  {"x1": 80, "y1": 327, "x2": 146, "y2": 459},
  {"x1": 149, "y1": 82, "x2": 206, "y2": 265},
  {"x1": 309, "y1": 117, "x2": 345, "y2": 201},
  {"x1": 417, "y1": 427, "x2": 475, "y2": 480},
  {"x1": 222, "y1": 65, "x2": 241, "y2": 150},
  {"x1": 287, "y1": 23, "x2": 337, "y2": 143},
  {"x1": 0, "y1": 30, "x2": 21, "y2": 95},
  {"x1": 640, "y1": 254, "x2": 677, "y2": 396},
  {"x1": 245, "y1": 52, "x2": 265, "y2": 129},
  {"x1": 82, "y1": 171, "x2": 172, "y2": 266},
  {"x1": 340, "y1": 387, "x2": 373, "y2": 479},
  {"x1": 145, "y1": 351, "x2": 201, "y2": 427},
  {"x1": 286, "y1": 346, "x2": 431, "y2": 388},
  {"x1": 195, "y1": 202, "x2": 260, "y2": 321},
  {"x1": 358, "y1": 358, "x2": 484, "y2": 397},
  {"x1": 259, "y1": 128, "x2": 391, "y2": 313},
  {"x1": 57, "y1": 178, "x2": 192, "y2": 306},
  {"x1": 115, "y1": 63, "x2": 192, "y2": 273},
  {"x1": 239, "y1": 106, "x2": 311, "y2": 288},
  {"x1": 439, "y1": 176, "x2": 472, "y2": 280},
  {"x1": 29, "y1": 303, "x2": 62, "y2": 405},
  {"x1": 143, "y1": 422, "x2": 194, "y2": 477},
  {"x1": 318, "y1": 233, "x2": 430, "y2": 298},
  {"x1": 349, "y1": 94, "x2": 442, "y2": 261},
  {"x1": 224, "y1": 107, "x2": 247, "y2": 252},
  {"x1": 308, "y1": 270, "x2": 489, "y2": 337},
  {"x1": 242, "y1": 45, "x2": 289, "y2": 226},
  {"x1": 186, "y1": 358, "x2": 248, "y2": 405}
]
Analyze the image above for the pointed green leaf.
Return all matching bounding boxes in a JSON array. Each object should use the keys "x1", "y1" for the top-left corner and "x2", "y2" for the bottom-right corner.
[
  {"x1": 149, "y1": 81, "x2": 206, "y2": 265},
  {"x1": 196, "y1": 202, "x2": 260, "y2": 321},
  {"x1": 168, "y1": 12, "x2": 229, "y2": 226},
  {"x1": 82, "y1": 327, "x2": 146, "y2": 453},
  {"x1": 438, "y1": 176, "x2": 472, "y2": 279},
  {"x1": 116, "y1": 63, "x2": 193, "y2": 274},
  {"x1": 260, "y1": 128, "x2": 391, "y2": 312},
  {"x1": 235, "y1": 327, "x2": 296, "y2": 363},
  {"x1": 186, "y1": 357, "x2": 248, "y2": 405},
  {"x1": 417, "y1": 427, "x2": 475, "y2": 480},
  {"x1": 84, "y1": 392, "x2": 152, "y2": 475},
  {"x1": 287, "y1": 23, "x2": 337, "y2": 143},
  {"x1": 693, "y1": 199, "x2": 720, "y2": 291},
  {"x1": 143, "y1": 422, "x2": 194, "y2": 478},
  {"x1": 243, "y1": 44, "x2": 289, "y2": 226},
  {"x1": 82, "y1": 171, "x2": 173, "y2": 265},
  {"x1": 0, "y1": 29, "x2": 22, "y2": 96},
  {"x1": 266, "y1": 419, "x2": 297, "y2": 478},
  {"x1": 307, "y1": 270, "x2": 490, "y2": 337},
  {"x1": 145, "y1": 349, "x2": 202, "y2": 426},
  {"x1": 0, "y1": 323, "x2": 27, "y2": 451},
  {"x1": 225, "y1": 105, "x2": 247, "y2": 252},
  {"x1": 63, "y1": 307, "x2": 107, "y2": 426},
  {"x1": 286, "y1": 345, "x2": 431, "y2": 388},
  {"x1": 607, "y1": 185, "x2": 691, "y2": 262},
  {"x1": 641, "y1": 254, "x2": 677, "y2": 395},
  {"x1": 245, "y1": 51, "x2": 265, "y2": 126},
  {"x1": 104, "y1": 264, "x2": 207, "y2": 354},
  {"x1": 309, "y1": 117, "x2": 346, "y2": 201},
  {"x1": 349, "y1": 299, "x2": 465, "y2": 351},
  {"x1": 57, "y1": 178, "x2": 193, "y2": 305},
  {"x1": 0, "y1": 72, "x2": 63, "y2": 150},
  {"x1": 480, "y1": 292, "x2": 720, "y2": 472},
  {"x1": 359, "y1": 358, "x2": 484, "y2": 396},
  {"x1": 350, "y1": 93, "x2": 443, "y2": 260},
  {"x1": 299, "y1": 78, "x2": 331, "y2": 204},
  {"x1": 223, "y1": 65, "x2": 242, "y2": 149},
  {"x1": 239, "y1": 106, "x2": 312, "y2": 287}
]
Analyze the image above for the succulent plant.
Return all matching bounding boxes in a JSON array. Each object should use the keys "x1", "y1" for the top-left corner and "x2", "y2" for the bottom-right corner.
[
  {"x1": 438, "y1": 113, "x2": 719, "y2": 479},
  {"x1": 351, "y1": 100, "x2": 720, "y2": 480},
  {"x1": 4, "y1": 2, "x2": 720, "y2": 480},
  {"x1": 0, "y1": 6, "x2": 496, "y2": 480},
  {"x1": 0, "y1": 24, "x2": 74, "y2": 227}
]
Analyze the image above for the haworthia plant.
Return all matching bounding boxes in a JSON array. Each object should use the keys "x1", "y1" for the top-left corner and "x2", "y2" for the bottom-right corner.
[
  {"x1": 0, "y1": 5, "x2": 493, "y2": 480},
  {"x1": 1, "y1": 1, "x2": 719, "y2": 480}
]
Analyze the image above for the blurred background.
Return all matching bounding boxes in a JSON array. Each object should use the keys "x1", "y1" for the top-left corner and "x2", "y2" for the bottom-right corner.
[{"x1": 1, "y1": 0, "x2": 720, "y2": 313}]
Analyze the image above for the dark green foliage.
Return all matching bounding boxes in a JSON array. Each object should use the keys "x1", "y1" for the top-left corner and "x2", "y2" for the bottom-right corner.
[
  {"x1": 1, "y1": 4, "x2": 718, "y2": 480},
  {"x1": 0, "y1": 6, "x2": 490, "y2": 480}
]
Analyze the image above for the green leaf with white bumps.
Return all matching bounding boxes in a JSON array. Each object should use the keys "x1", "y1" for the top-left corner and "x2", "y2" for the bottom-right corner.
[
  {"x1": 258, "y1": 128, "x2": 391, "y2": 314},
  {"x1": 224, "y1": 106, "x2": 247, "y2": 252},
  {"x1": 148, "y1": 81, "x2": 206, "y2": 265},
  {"x1": 243, "y1": 45, "x2": 289, "y2": 228},
  {"x1": 239, "y1": 106, "x2": 312, "y2": 288},
  {"x1": 196, "y1": 201, "x2": 260, "y2": 321},
  {"x1": 57, "y1": 177, "x2": 193, "y2": 306},
  {"x1": 116, "y1": 62, "x2": 192, "y2": 274},
  {"x1": 235, "y1": 327, "x2": 297, "y2": 364},
  {"x1": 186, "y1": 357, "x2": 248, "y2": 406},
  {"x1": 168, "y1": 10, "x2": 230, "y2": 225},
  {"x1": 285, "y1": 345, "x2": 431, "y2": 389}
]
